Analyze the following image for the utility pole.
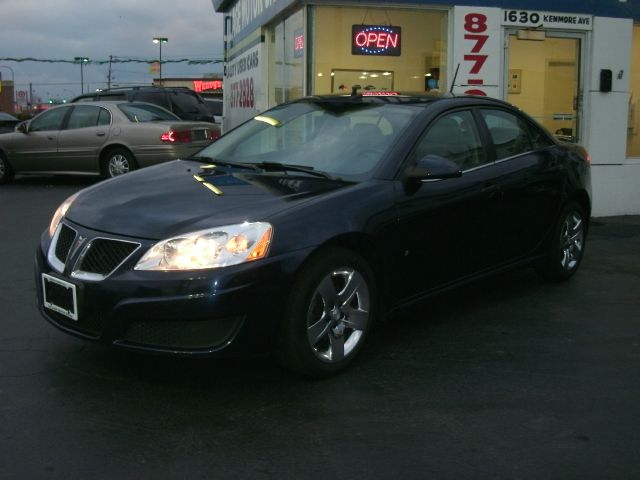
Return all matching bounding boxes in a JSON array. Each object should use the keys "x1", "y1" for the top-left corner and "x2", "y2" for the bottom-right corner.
[
  {"x1": 108, "y1": 55, "x2": 113, "y2": 90},
  {"x1": 74, "y1": 57, "x2": 90, "y2": 94}
]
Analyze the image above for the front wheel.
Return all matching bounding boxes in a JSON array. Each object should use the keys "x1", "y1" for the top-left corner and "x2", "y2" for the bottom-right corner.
[
  {"x1": 102, "y1": 148, "x2": 137, "y2": 178},
  {"x1": 536, "y1": 201, "x2": 587, "y2": 282},
  {"x1": 277, "y1": 248, "x2": 377, "y2": 377}
]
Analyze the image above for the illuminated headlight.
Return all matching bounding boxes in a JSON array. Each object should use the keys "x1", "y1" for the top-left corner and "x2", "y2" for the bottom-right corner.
[
  {"x1": 48, "y1": 192, "x2": 79, "y2": 237},
  {"x1": 134, "y1": 222, "x2": 273, "y2": 271}
]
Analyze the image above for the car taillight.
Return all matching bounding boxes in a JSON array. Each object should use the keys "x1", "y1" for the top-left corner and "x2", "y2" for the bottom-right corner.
[
  {"x1": 160, "y1": 130, "x2": 193, "y2": 143},
  {"x1": 209, "y1": 129, "x2": 221, "y2": 140},
  {"x1": 577, "y1": 146, "x2": 591, "y2": 165}
]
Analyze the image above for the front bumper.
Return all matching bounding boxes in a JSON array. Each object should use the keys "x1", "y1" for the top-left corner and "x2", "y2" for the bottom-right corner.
[{"x1": 35, "y1": 221, "x2": 309, "y2": 357}]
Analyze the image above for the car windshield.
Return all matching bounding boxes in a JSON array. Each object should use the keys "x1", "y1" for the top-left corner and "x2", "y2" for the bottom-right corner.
[
  {"x1": 118, "y1": 103, "x2": 180, "y2": 122},
  {"x1": 197, "y1": 100, "x2": 420, "y2": 179}
]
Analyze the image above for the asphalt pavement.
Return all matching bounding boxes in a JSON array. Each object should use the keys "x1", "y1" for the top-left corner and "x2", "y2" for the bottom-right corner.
[{"x1": 1, "y1": 175, "x2": 639, "y2": 479}]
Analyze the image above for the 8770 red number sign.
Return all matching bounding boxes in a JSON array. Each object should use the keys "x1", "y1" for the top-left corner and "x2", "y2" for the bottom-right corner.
[{"x1": 463, "y1": 13, "x2": 489, "y2": 96}]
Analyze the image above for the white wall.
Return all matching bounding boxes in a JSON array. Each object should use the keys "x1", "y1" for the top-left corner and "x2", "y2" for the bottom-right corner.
[
  {"x1": 585, "y1": 17, "x2": 638, "y2": 217},
  {"x1": 592, "y1": 164, "x2": 640, "y2": 216}
]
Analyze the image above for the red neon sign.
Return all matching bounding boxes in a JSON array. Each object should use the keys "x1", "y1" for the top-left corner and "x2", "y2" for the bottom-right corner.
[
  {"x1": 352, "y1": 25, "x2": 401, "y2": 56},
  {"x1": 193, "y1": 80, "x2": 223, "y2": 92},
  {"x1": 362, "y1": 91, "x2": 399, "y2": 96}
]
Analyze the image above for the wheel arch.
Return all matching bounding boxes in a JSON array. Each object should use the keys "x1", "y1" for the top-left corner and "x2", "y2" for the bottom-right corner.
[
  {"x1": 569, "y1": 189, "x2": 591, "y2": 221},
  {"x1": 301, "y1": 232, "x2": 391, "y2": 312},
  {"x1": 0, "y1": 146, "x2": 10, "y2": 163},
  {"x1": 99, "y1": 143, "x2": 135, "y2": 162},
  {"x1": 0, "y1": 148, "x2": 15, "y2": 182},
  {"x1": 99, "y1": 144, "x2": 137, "y2": 176}
]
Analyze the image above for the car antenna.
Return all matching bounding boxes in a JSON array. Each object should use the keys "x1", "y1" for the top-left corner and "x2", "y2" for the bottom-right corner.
[{"x1": 449, "y1": 64, "x2": 460, "y2": 94}]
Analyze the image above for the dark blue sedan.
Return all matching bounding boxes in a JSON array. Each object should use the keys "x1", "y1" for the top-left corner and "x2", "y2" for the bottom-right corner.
[{"x1": 35, "y1": 93, "x2": 591, "y2": 377}]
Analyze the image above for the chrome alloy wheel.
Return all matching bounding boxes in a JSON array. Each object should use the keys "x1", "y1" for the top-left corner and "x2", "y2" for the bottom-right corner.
[
  {"x1": 108, "y1": 154, "x2": 131, "y2": 177},
  {"x1": 306, "y1": 267, "x2": 371, "y2": 363},
  {"x1": 560, "y1": 210, "x2": 585, "y2": 272}
]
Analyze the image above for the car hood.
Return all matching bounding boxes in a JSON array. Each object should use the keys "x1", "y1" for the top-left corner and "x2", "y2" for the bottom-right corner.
[{"x1": 66, "y1": 159, "x2": 348, "y2": 240}]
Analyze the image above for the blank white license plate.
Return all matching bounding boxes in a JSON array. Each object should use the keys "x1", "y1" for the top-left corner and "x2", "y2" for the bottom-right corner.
[{"x1": 42, "y1": 273, "x2": 78, "y2": 321}]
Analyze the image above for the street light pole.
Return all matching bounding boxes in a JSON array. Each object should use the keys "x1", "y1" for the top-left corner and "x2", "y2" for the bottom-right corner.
[
  {"x1": 74, "y1": 57, "x2": 89, "y2": 94},
  {"x1": 152, "y1": 37, "x2": 168, "y2": 86}
]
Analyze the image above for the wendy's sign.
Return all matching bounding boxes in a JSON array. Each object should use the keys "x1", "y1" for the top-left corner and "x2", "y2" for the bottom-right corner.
[{"x1": 352, "y1": 25, "x2": 401, "y2": 56}]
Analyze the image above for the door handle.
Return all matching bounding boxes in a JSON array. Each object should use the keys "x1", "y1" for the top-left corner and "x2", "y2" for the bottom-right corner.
[
  {"x1": 47, "y1": 136, "x2": 55, "y2": 141},
  {"x1": 96, "y1": 132, "x2": 106, "y2": 137}
]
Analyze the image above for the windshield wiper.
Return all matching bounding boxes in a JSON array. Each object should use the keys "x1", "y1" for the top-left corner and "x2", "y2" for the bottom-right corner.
[
  {"x1": 253, "y1": 162, "x2": 339, "y2": 180},
  {"x1": 189, "y1": 156, "x2": 262, "y2": 172}
]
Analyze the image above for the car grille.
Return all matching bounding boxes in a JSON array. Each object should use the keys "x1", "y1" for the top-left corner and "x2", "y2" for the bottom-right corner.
[
  {"x1": 55, "y1": 224, "x2": 77, "y2": 264},
  {"x1": 46, "y1": 310, "x2": 105, "y2": 338},
  {"x1": 49, "y1": 223, "x2": 141, "y2": 281},
  {"x1": 122, "y1": 316, "x2": 243, "y2": 350},
  {"x1": 76, "y1": 239, "x2": 139, "y2": 277}
]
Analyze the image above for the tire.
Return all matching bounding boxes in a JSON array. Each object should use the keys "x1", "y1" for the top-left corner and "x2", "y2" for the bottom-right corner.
[
  {"x1": 0, "y1": 152, "x2": 15, "y2": 184},
  {"x1": 102, "y1": 148, "x2": 137, "y2": 178},
  {"x1": 277, "y1": 248, "x2": 377, "y2": 378},
  {"x1": 536, "y1": 201, "x2": 587, "y2": 282}
]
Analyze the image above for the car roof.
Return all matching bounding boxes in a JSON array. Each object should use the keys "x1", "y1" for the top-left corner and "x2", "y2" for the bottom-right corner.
[
  {"x1": 37, "y1": 101, "x2": 182, "y2": 119},
  {"x1": 0, "y1": 112, "x2": 19, "y2": 121},
  {"x1": 45, "y1": 100, "x2": 169, "y2": 108},
  {"x1": 300, "y1": 92, "x2": 515, "y2": 108},
  {"x1": 71, "y1": 86, "x2": 200, "y2": 102}
]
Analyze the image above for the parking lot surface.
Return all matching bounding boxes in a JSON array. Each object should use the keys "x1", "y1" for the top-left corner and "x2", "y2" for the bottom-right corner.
[{"x1": 1, "y1": 176, "x2": 639, "y2": 479}]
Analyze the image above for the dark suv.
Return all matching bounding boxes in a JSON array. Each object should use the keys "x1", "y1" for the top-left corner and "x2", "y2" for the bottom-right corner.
[{"x1": 72, "y1": 86, "x2": 215, "y2": 123}]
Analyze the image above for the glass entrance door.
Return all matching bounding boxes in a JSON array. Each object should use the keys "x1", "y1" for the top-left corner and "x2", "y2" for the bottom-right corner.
[{"x1": 505, "y1": 33, "x2": 583, "y2": 142}]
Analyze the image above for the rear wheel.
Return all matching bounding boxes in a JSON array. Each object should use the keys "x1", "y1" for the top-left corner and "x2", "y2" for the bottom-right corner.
[
  {"x1": 102, "y1": 148, "x2": 137, "y2": 178},
  {"x1": 536, "y1": 201, "x2": 587, "y2": 282},
  {"x1": 277, "y1": 248, "x2": 377, "y2": 377},
  {"x1": 0, "y1": 152, "x2": 15, "y2": 184}
]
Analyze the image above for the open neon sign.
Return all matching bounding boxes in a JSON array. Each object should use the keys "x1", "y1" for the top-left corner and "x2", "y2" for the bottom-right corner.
[{"x1": 352, "y1": 25, "x2": 401, "y2": 56}]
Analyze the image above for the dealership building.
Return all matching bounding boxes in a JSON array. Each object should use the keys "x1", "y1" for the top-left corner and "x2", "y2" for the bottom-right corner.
[{"x1": 211, "y1": 0, "x2": 640, "y2": 216}]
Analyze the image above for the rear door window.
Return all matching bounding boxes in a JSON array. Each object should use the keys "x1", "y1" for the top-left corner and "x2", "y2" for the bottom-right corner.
[
  {"x1": 66, "y1": 105, "x2": 108, "y2": 130},
  {"x1": 480, "y1": 109, "x2": 537, "y2": 160}
]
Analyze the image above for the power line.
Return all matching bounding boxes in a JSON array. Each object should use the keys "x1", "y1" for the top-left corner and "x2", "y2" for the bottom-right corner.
[{"x1": 0, "y1": 57, "x2": 222, "y2": 65}]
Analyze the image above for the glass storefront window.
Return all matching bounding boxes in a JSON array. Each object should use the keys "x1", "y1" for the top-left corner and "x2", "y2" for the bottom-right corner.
[
  {"x1": 507, "y1": 35, "x2": 581, "y2": 143},
  {"x1": 628, "y1": 24, "x2": 640, "y2": 158},
  {"x1": 269, "y1": 9, "x2": 305, "y2": 106},
  {"x1": 310, "y1": 6, "x2": 448, "y2": 95}
]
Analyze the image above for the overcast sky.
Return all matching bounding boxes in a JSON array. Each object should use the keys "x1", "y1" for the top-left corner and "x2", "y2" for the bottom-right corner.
[{"x1": 0, "y1": 0, "x2": 224, "y2": 103}]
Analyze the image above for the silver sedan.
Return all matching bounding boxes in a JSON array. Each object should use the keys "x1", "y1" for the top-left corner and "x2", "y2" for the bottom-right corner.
[{"x1": 0, "y1": 101, "x2": 220, "y2": 182}]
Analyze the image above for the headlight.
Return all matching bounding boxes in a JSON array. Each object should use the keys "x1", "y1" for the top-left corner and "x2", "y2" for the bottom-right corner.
[
  {"x1": 134, "y1": 222, "x2": 273, "y2": 271},
  {"x1": 48, "y1": 192, "x2": 79, "y2": 237}
]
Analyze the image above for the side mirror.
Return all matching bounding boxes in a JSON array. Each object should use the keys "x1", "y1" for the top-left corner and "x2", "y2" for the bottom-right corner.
[
  {"x1": 405, "y1": 154, "x2": 462, "y2": 181},
  {"x1": 16, "y1": 122, "x2": 29, "y2": 134}
]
